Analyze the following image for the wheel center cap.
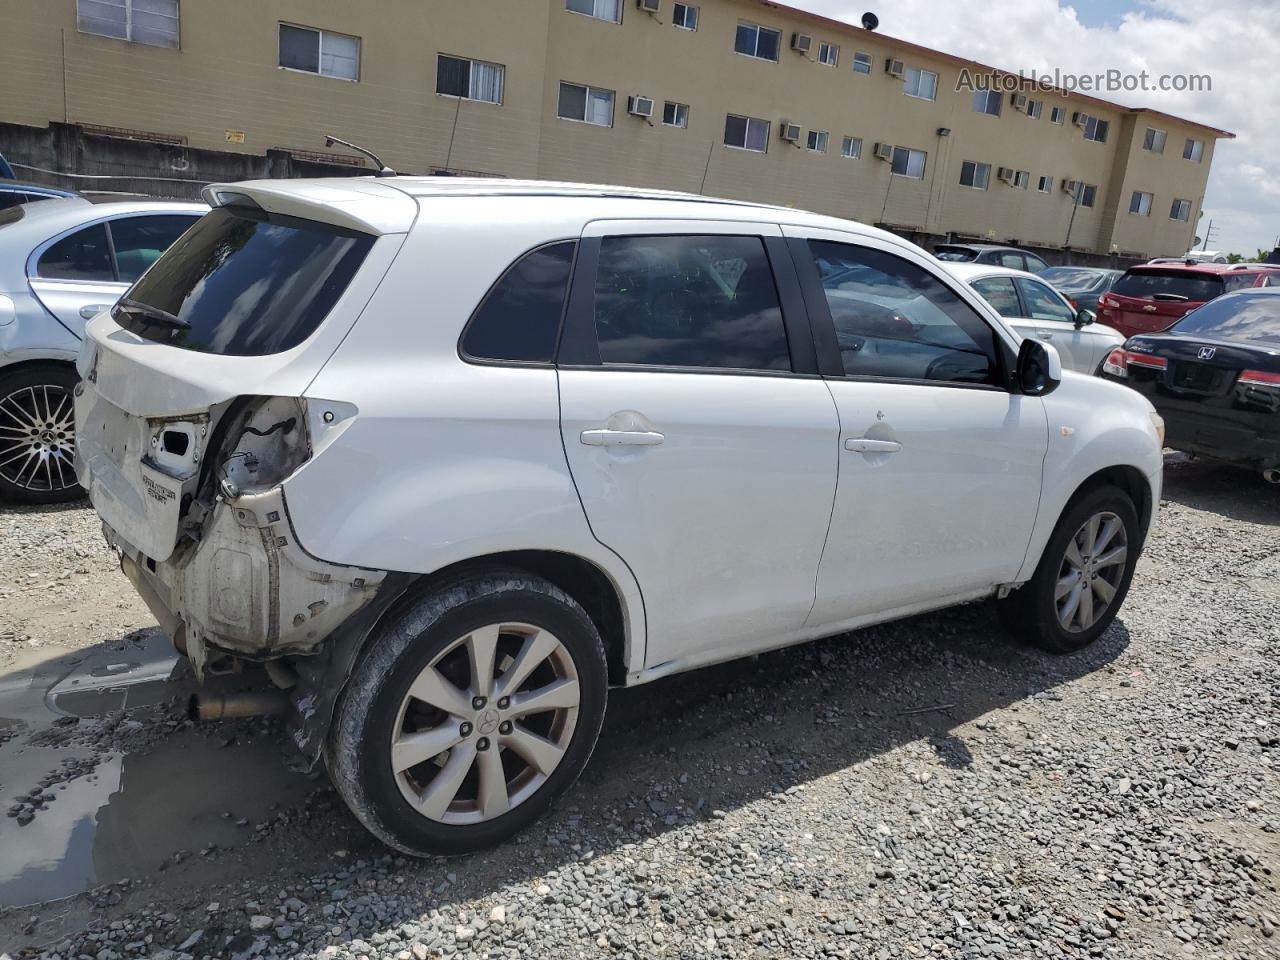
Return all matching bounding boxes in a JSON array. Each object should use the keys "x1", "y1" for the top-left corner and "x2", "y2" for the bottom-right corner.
[{"x1": 477, "y1": 708, "x2": 500, "y2": 735}]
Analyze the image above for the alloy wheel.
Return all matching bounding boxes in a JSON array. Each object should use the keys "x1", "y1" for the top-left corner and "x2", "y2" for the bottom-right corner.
[
  {"x1": 0, "y1": 383, "x2": 77, "y2": 494},
  {"x1": 1055, "y1": 510, "x2": 1128, "y2": 633},
  {"x1": 390, "y1": 622, "x2": 580, "y2": 825}
]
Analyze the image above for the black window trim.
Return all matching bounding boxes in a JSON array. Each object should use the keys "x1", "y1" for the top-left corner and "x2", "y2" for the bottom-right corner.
[
  {"x1": 556, "y1": 231, "x2": 820, "y2": 378},
  {"x1": 456, "y1": 238, "x2": 580, "y2": 369},
  {"x1": 787, "y1": 235, "x2": 1017, "y2": 393}
]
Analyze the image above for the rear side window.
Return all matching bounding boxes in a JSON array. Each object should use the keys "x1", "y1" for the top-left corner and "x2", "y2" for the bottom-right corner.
[
  {"x1": 461, "y1": 242, "x2": 575, "y2": 363},
  {"x1": 1112, "y1": 270, "x2": 1223, "y2": 302},
  {"x1": 116, "y1": 206, "x2": 375, "y2": 356},
  {"x1": 0, "y1": 192, "x2": 30, "y2": 210},
  {"x1": 807, "y1": 239, "x2": 999, "y2": 385},
  {"x1": 111, "y1": 214, "x2": 198, "y2": 283},
  {"x1": 37, "y1": 223, "x2": 113, "y2": 281},
  {"x1": 593, "y1": 234, "x2": 790, "y2": 371}
]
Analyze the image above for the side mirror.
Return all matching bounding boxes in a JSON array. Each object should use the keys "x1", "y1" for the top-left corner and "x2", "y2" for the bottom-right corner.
[
  {"x1": 1017, "y1": 338, "x2": 1062, "y2": 396},
  {"x1": 1074, "y1": 307, "x2": 1096, "y2": 328}
]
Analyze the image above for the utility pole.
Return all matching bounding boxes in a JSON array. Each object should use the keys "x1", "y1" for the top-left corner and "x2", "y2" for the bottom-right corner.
[{"x1": 1200, "y1": 219, "x2": 1217, "y2": 252}]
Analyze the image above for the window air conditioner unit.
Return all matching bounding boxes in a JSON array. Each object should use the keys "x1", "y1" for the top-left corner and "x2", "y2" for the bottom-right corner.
[
  {"x1": 997, "y1": 166, "x2": 1015, "y2": 183},
  {"x1": 780, "y1": 122, "x2": 802, "y2": 142},
  {"x1": 1062, "y1": 179, "x2": 1081, "y2": 195},
  {"x1": 637, "y1": 0, "x2": 660, "y2": 10},
  {"x1": 873, "y1": 141, "x2": 894, "y2": 160},
  {"x1": 1072, "y1": 111, "x2": 1088, "y2": 127},
  {"x1": 791, "y1": 33, "x2": 812, "y2": 53},
  {"x1": 1012, "y1": 93, "x2": 1028, "y2": 111},
  {"x1": 885, "y1": 58, "x2": 905, "y2": 78},
  {"x1": 627, "y1": 95, "x2": 655, "y2": 118}
]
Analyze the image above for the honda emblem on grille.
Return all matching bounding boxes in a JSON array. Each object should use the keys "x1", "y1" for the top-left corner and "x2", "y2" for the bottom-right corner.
[{"x1": 1197, "y1": 346, "x2": 1216, "y2": 360}]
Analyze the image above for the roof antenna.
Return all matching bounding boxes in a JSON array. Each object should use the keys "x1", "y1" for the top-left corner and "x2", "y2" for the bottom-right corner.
[{"x1": 323, "y1": 135, "x2": 396, "y2": 177}]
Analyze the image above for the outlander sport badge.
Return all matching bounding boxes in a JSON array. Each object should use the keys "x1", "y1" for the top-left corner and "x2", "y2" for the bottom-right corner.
[{"x1": 1197, "y1": 346, "x2": 1216, "y2": 360}]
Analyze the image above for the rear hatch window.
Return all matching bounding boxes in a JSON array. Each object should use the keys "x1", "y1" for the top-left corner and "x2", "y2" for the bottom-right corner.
[
  {"x1": 934, "y1": 246, "x2": 977, "y2": 262},
  {"x1": 1112, "y1": 270, "x2": 1223, "y2": 303},
  {"x1": 115, "y1": 205, "x2": 375, "y2": 356}
]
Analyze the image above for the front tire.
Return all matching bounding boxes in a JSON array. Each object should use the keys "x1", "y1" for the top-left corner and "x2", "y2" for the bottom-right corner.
[
  {"x1": 998, "y1": 484, "x2": 1140, "y2": 653},
  {"x1": 327, "y1": 570, "x2": 608, "y2": 856},
  {"x1": 0, "y1": 363, "x2": 83, "y2": 504}
]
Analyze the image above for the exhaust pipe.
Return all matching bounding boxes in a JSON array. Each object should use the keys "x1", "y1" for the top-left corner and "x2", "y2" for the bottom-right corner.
[
  {"x1": 1264, "y1": 469, "x2": 1280, "y2": 485},
  {"x1": 189, "y1": 690, "x2": 291, "y2": 721}
]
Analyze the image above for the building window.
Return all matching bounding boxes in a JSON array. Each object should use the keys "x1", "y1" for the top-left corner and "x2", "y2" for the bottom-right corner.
[
  {"x1": 279, "y1": 24, "x2": 360, "y2": 80},
  {"x1": 959, "y1": 160, "x2": 990, "y2": 190},
  {"x1": 1183, "y1": 138, "x2": 1204, "y2": 162},
  {"x1": 973, "y1": 89, "x2": 1002, "y2": 116},
  {"x1": 558, "y1": 82, "x2": 614, "y2": 126},
  {"x1": 77, "y1": 0, "x2": 178, "y2": 47},
  {"x1": 1143, "y1": 127, "x2": 1166, "y2": 153},
  {"x1": 1026, "y1": 98, "x2": 1043, "y2": 119},
  {"x1": 1037, "y1": 175, "x2": 1053, "y2": 193},
  {"x1": 1050, "y1": 106, "x2": 1065, "y2": 124},
  {"x1": 436, "y1": 55, "x2": 504, "y2": 104},
  {"x1": 841, "y1": 136, "x2": 862, "y2": 159},
  {"x1": 806, "y1": 130, "x2": 828, "y2": 153},
  {"x1": 891, "y1": 146, "x2": 926, "y2": 179},
  {"x1": 852, "y1": 51, "x2": 872, "y2": 75},
  {"x1": 724, "y1": 114, "x2": 770, "y2": 152},
  {"x1": 1129, "y1": 191, "x2": 1153, "y2": 216},
  {"x1": 735, "y1": 21, "x2": 781, "y2": 61},
  {"x1": 1170, "y1": 198, "x2": 1192, "y2": 221},
  {"x1": 1083, "y1": 116, "x2": 1109, "y2": 143},
  {"x1": 672, "y1": 2, "x2": 698, "y2": 30},
  {"x1": 663, "y1": 101, "x2": 689, "y2": 128},
  {"x1": 565, "y1": 0, "x2": 620, "y2": 22},
  {"x1": 1013, "y1": 170, "x2": 1030, "y2": 189},
  {"x1": 1074, "y1": 183, "x2": 1097, "y2": 207},
  {"x1": 817, "y1": 42, "x2": 839, "y2": 66},
  {"x1": 904, "y1": 68, "x2": 938, "y2": 101}
]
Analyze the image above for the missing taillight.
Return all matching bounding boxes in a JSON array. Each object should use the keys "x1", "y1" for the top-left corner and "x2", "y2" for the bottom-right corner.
[{"x1": 161, "y1": 430, "x2": 190, "y2": 456}]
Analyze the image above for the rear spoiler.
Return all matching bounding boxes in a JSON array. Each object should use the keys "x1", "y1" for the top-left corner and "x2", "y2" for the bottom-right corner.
[{"x1": 201, "y1": 178, "x2": 418, "y2": 236}]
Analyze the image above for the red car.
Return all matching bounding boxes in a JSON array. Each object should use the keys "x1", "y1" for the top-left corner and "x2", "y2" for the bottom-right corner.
[{"x1": 1097, "y1": 262, "x2": 1280, "y2": 338}]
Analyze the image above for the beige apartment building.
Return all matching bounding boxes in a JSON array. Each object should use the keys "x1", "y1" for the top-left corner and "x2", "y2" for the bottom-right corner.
[{"x1": 1, "y1": 0, "x2": 1232, "y2": 257}]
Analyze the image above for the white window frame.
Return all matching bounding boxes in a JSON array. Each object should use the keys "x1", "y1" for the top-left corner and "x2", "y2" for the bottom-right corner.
[
  {"x1": 724, "y1": 113, "x2": 770, "y2": 153},
  {"x1": 959, "y1": 160, "x2": 990, "y2": 190},
  {"x1": 278, "y1": 23, "x2": 361, "y2": 81},
  {"x1": 973, "y1": 89, "x2": 1002, "y2": 116},
  {"x1": 558, "y1": 81, "x2": 615, "y2": 127},
  {"x1": 1183, "y1": 138, "x2": 1204, "y2": 162},
  {"x1": 663, "y1": 101, "x2": 689, "y2": 128},
  {"x1": 904, "y1": 67, "x2": 938, "y2": 101},
  {"x1": 817, "y1": 42, "x2": 839, "y2": 66},
  {"x1": 852, "y1": 52, "x2": 872, "y2": 75},
  {"x1": 1078, "y1": 184, "x2": 1097, "y2": 208},
  {"x1": 891, "y1": 146, "x2": 926, "y2": 179},
  {"x1": 1013, "y1": 170, "x2": 1030, "y2": 189},
  {"x1": 806, "y1": 130, "x2": 828, "y2": 154},
  {"x1": 1026, "y1": 99, "x2": 1043, "y2": 119},
  {"x1": 1143, "y1": 127, "x2": 1166, "y2": 154},
  {"x1": 1050, "y1": 106, "x2": 1065, "y2": 124},
  {"x1": 671, "y1": 2, "x2": 698, "y2": 30},
  {"x1": 565, "y1": 0, "x2": 620, "y2": 23},
  {"x1": 77, "y1": 0, "x2": 179, "y2": 47},
  {"x1": 1129, "y1": 191, "x2": 1153, "y2": 216},
  {"x1": 436, "y1": 54, "x2": 505, "y2": 105},
  {"x1": 1083, "y1": 115, "x2": 1109, "y2": 143},
  {"x1": 1170, "y1": 198, "x2": 1192, "y2": 221},
  {"x1": 735, "y1": 21, "x2": 781, "y2": 61},
  {"x1": 1037, "y1": 175, "x2": 1053, "y2": 193},
  {"x1": 841, "y1": 136, "x2": 862, "y2": 159}
]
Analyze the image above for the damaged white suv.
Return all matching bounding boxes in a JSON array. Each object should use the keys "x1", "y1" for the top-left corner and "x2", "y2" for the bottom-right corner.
[{"x1": 76, "y1": 177, "x2": 1164, "y2": 855}]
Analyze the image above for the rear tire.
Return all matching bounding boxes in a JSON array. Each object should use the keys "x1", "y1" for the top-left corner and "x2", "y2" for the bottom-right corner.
[
  {"x1": 327, "y1": 570, "x2": 608, "y2": 856},
  {"x1": 998, "y1": 484, "x2": 1139, "y2": 653},
  {"x1": 0, "y1": 363, "x2": 83, "y2": 504}
]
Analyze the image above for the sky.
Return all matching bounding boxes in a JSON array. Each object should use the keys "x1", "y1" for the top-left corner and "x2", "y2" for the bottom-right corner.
[{"x1": 789, "y1": 0, "x2": 1279, "y2": 257}]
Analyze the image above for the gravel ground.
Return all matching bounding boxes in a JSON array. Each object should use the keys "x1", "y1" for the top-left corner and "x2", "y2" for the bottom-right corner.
[{"x1": 1, "y1": 454, "x2": 1277, "y2": 960}]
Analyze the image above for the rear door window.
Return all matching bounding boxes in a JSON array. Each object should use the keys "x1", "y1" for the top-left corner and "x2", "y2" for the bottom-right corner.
[
  {"x1": 116, "y1": 205, "x2": 375, "y2": 356},
  {"x1": 1014, "y1": 278, "x2": 1075, "y2": 323},
  {"x1": 970, "y1": 277, "x2": 1021, "y2": 316},
  {"x1": 36, "y1": 223, "x2": 114, "y2": 281},
  {"x1": 1112, "y1": 270, "x2": 1224, "y2": 302},
  {"x1": 109, "y1": 214, "x2": 199, "y2": 283},
  {"x1": 461, "y1": 241, "x2": 575, "y2": 363},
  {"x1": 592, "y1": 234, "x2": 790, "y2": 371}
]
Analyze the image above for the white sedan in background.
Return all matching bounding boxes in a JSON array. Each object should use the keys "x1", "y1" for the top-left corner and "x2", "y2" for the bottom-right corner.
[{"x1": 943, "y1": 262, "x2": 1125, "y2": 375}]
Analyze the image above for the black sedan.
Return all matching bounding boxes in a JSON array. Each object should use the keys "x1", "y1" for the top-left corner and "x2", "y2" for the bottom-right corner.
[{"x1": 1101, "y1": 288, "x2": 1280, "y2": 480}]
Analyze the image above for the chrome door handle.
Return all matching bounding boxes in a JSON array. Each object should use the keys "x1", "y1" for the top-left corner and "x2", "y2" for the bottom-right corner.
[
  {"x1": 844, "y1": 438, "x2": 902, "y2": 454},
  {"x1": 80, "y1": 304, "x2": 112, "y2": 320},
  {"x1": 581, "y1": 429, "x2": 665, "y2": 447}
]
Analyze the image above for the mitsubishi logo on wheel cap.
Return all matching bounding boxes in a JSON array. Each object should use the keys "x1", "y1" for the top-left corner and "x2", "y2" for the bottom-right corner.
[{"x1": 1197, "y1": 346, "x2": 1216, "y2": 360}]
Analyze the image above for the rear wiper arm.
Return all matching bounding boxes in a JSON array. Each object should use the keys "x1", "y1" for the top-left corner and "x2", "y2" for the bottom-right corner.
[
  {"x1": 1151, "y1": 294, "x2": 1189, "y2": 302},
  {"x1": 116, "y1": 298, "x2": 190, "y2": 329}
]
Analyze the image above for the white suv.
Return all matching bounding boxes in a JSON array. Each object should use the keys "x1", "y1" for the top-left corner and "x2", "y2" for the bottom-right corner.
[{"x1": 75, "y1": 178, "x2": 1164, "y2": 855}]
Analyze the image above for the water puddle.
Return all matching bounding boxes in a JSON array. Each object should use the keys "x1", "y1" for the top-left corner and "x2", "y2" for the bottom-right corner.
[{"x1": 0, "y1": 630, "x2": 316, "y2": 911}]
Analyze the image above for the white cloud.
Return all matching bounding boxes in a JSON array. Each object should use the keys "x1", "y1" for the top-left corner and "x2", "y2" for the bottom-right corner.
[{"x1": 790, "y1": 0, "x2": 1280, "y2": 257}]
